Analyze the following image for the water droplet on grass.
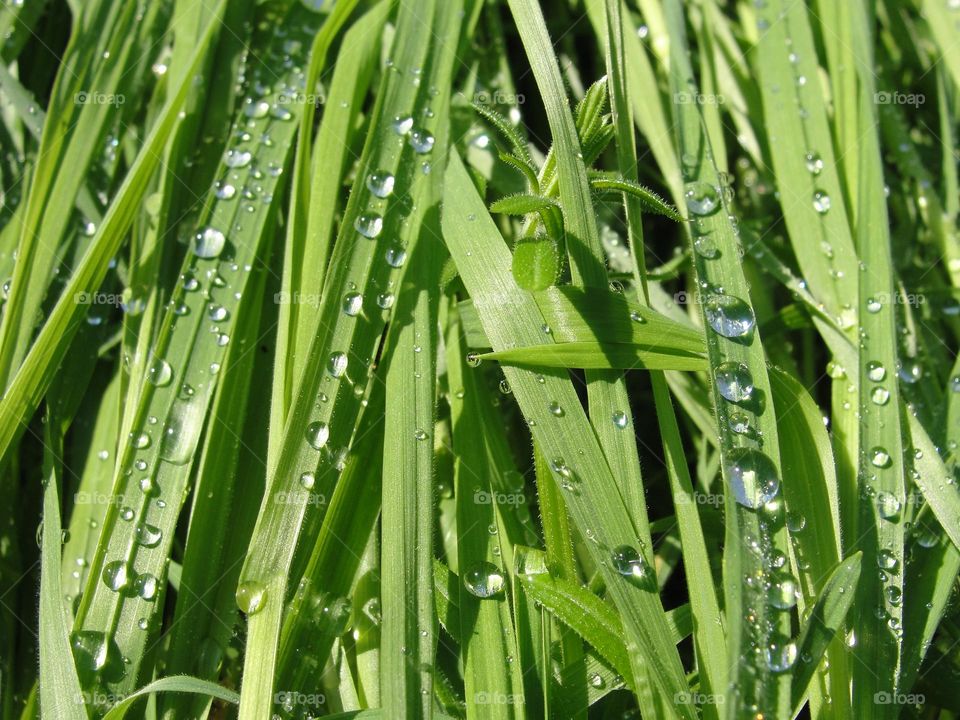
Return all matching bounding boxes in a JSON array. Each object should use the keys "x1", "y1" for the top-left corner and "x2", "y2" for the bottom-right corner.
[
  {"x1": 715, "y1": 361, "x2": 754, "y2": 402},
  {"x1": 705, "y1": 294, "x2": 756, "y2": 338},
  {"x1": 236, "y1": 581, "x2": 267, "y2": 614},
  {"x1": 463, "y1": 561, "x2": 505, "y2": 598},
  {"x1": 194, "y1": 228, "x2": 226, "y2": 258},
  {"x1": 684, "y1": 181, "x2": 720, "y2": 215},
  {"x1": 725, "y1": 448, "x2": 780, "y2": 509},
  {"x1": 306, "y1": 421, "x2": 330, "y2": 449}
]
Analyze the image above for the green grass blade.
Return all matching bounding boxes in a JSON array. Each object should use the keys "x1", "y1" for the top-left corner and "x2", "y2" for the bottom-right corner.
[
  {"x1": 0, "y1": 0, "x2": 228, "y2": 461},
  {"x1": 442, "y1": 151, "x2": 695, "y2": 720},
  {"x1": 39, "y1": 429, "x2": 85, "y2": 720}
]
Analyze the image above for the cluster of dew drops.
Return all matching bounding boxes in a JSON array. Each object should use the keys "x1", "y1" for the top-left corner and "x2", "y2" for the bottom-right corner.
[
  {"x1": 71, "y1": 10, "x2": 329, "y2": 679},
  {"x1": 683, "y1": 169, "x2": 812, "y2": 678},
  {"x1": 236, "y1": 58, "x2": 441, "y2": 618}
]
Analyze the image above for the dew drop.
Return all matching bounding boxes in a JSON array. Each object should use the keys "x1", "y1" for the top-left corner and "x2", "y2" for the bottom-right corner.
[
  {"x1": 610, "y1": 545, "x2": 654, "y2": 590},
  {"x1": 355, "y1": 214, "x2": 384, "y2": 239},
  {"x1": 866, "y1": 361, "x2": 886, "y2": 382},
  {"x1": 194, "y1": 228, "x2": 226, "y2": 259},
  {"x1": 224, "y1": 149, "x2": 252, "y2": 168},
  {"x1": 367, "y1": 171, "x2": 396, "y2": 198},
  {"x1": 409, "y1": 128, "x2": 435, "y2": 154},
  {"x1": 103, "y1": 560, "x2": 131, "y2": 593},
  {"x1": 463, "y1": 561, "x2": 505, "y2": 598},
  {"x1": 612, "y1": 411, "x2": 629, "y2": 429},
  {"x1": 147, "y1": 358, "x2": 172, "y2": 386},
  {"x1": 804, "y1": 152, "x2": 823, "y2": 175},
  {"x1": 812, "y1": 190, "x2": 832, "y2": 214},
  {"x1": 766, "y1": 637, "x2": 798, "y2": 673},
  {"x1": 392, "y1": 115, "x2": 414, "y2": 135},
  {"x1": 134, "y1": 523, "x2": 162, "y2": 548},
  {"x1": 306, "y1": 421, "x2": 330, "y2": 449},
  {"x1": 715, "y1": 361, "x2": 754, "y2": 402},
  {"x1": 704, "y1": 293, "x2": 756, "y2": 338},
  {"x1": 343, "y1": 291, "x2": 363, "y2": 316},
  {"x1": 875, "y1": 491, "x2": 900, "y2": 518},
  {"x1": 724, "y1": 448, "x2": 780, "y2": 509},
  {"x1": 684, "y1": 181, "x2": 720, "y2": 216},
  {"x1": 328, "y1": 352, "x2": 348, "y2": 378},
  {"x1": 236, "y1": 581, "x2": 267, "y2": 614},
  {"x1": 870, "y1": 447, "x2": 891, "y2": 469}
]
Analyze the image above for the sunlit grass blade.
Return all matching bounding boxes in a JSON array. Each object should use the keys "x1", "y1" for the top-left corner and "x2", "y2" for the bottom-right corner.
[
  {"x1": 39, "y1": 427, "x2": 85, "y2": 720},
  {"x1": 0, "y1": 0, "x2": 228, "y2": 461},
  {"x1": 442, "y1": 151, "x2": 695, "y2": 720},
  {"x1": 664, "y1": 1, "x2": 794, "y2": 716}
]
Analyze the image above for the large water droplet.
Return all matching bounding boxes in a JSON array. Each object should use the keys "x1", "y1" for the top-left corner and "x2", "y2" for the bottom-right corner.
[
  {"x1": 194, "y1": 228, "x2": 226, "y2": 259},
  {"x1": 804, "y1": 151, "x2": 823, "y2": 175},
  {"x1": 866, "y1": 361, "x2": 886, "y2": 382},
  {"x1": 306, "y1": 421, "x2": 330, "y2": 450},
  {"x1": 768, "y1": 573, "x2": 799, "y2": 609},
  {"x1": 463, "y1": 561, "x2": 505, "y2": 598},
  {"x1": 367, "y1": 171, "x2": 396, "y2": 198},
  {"x1": 715, "y1": 361, "x2": 754, "y2": 402},
  {"x1": 385, "y1": 245, "x2": 407, "y2": 268},
  {"x1": 409, "y1": 128, "x2": 435, "y2": 154},
  {"x1": 705, "y1": 294, "x2": 756, "y2": 338},
  {"x1": 877, "y1": 549, "x2": 899, "y2": 571},
  {"x1": 684, "y1": 181, "x2": 720, "y2": 216},
  {"x1": 147, "y1": 358, "x2": 172, "y2": 386},
  {"x1": 612, "y1": 411, "x2": 629, "y2": 429},
  {"x1": 103, "y1": 560, "x2": 131, "y2": 593},
  {"x1": 134, "y1": 523, "x2": 162, "y2": 548},
  {"x1": 725, "y1": 448, "x2": 779, "y2": 509},
  {"x1": 812, "y1": 190, "x2": 831, "y2": 214},
  {"x1": 875, "y1": 491, "x2": 900, "y2": 518},
  {"x1": 236, "y1": 581, "x2": 267, "y2": 614},
  {"x1": 343, "y1": 291, "x2": 363, "y2": 316},
  {"x1": 328, "y1": 352, "x2": 348, "y2": 378},
  {"x1": 392, "y1": 115, "x2": 414, "y2": 135},
  {"x1": 71, "y1": 630, "x2": 124, "y2": 683},
  {"x1": 354, "y1": 214, "x2": 384, "y2": 239},
  {"x1": 610, "y1": 545, "x2": 654, "y2": 590},
  {"x1": 766, "y1": 637, "x2": 798, "y2": 673},
  {"x1": 134, "y1": 573, "x2": 158, "y2": 600},
  {"x1": 870, "y1": 447, "x2": 891, "y2": 468},
  {"x1": 224, "y1": 149, "x2": 252, "y2": 168}
]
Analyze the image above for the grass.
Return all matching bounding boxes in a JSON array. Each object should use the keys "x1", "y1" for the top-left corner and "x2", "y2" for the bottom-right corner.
[{"x1": 2, "y1": 0, "x2": 960, "y2": 718}]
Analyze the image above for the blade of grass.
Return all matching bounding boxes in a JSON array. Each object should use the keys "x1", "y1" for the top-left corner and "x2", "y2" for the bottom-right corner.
[
  {"x1": 442, "y1": 151, "x2": 695, "y2": 720},
  {"x1": 0, "y1": 0, "x2": 228, "y2": 461},
  {"x1": 664, "y1": 1, "x2": 794, "y2": 716}
]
